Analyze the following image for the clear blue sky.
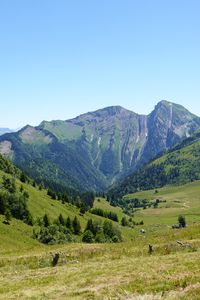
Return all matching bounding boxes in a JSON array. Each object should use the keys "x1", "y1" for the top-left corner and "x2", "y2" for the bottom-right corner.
[{"x1": 0, "y1": 0, "x2": 200, "y2": 128}]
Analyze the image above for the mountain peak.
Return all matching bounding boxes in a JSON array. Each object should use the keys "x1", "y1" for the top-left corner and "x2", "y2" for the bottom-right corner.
[
  {"x1": 153, "y1": 100, "x2": 196, "y2": 118},
  {"x1": 93, "y1": 105, "x2": 133, "y2": 116},
  {"x1": 155, "y1": 100, "x2": 173, "y2": 110},
  {"x1": 69, "y1": 105, "x2": 136, "y2": 123}
]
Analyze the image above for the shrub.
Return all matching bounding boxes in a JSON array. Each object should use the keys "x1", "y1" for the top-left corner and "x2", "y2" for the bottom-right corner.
[
  {"x1": 121, "y1": 216, "x2": 129, "y2": 226},
  {"x1": 83, "y1": 219, "x2": 122, "y2": 243},
  {"x1": 178, "y1": 215, "x2": 186, "y2": 228},
  {"x1": 82, "y1": 230, "x2": 94, "y2": 243}
]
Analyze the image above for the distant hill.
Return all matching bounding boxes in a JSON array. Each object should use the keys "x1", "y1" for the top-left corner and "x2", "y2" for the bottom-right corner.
[
  {"x1": 0, "y1": 128, "x2": 13, "y2": 135},
  {"x1": 109, "y1": 130, "x2": 200, "y2": 197},
  {"x1": 0, "y1": 100, "x2": 200, "y2": 192}
]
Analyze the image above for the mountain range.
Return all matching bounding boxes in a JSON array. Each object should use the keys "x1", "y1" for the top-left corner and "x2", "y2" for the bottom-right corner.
[
  {"x1": 0, "y1": 128, "x2": 13, "y2": 136},
  {"x1": 0, "y1": 100, "x2": 200, "y2": 192}
]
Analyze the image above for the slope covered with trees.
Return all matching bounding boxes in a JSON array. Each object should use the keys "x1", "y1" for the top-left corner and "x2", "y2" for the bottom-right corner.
[{"x1": 109, "y1": 130, "x2": 200, "y2": 198}]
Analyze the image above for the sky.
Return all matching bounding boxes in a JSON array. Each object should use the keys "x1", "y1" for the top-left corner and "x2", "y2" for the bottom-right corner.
[{"x1": 0, "y1": 0, "x2": 200, "y2": 128}]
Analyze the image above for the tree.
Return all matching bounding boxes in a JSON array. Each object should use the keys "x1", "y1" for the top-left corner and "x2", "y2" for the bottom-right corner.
[
  {"x1": 81, "y1": 191, "x2": 95, "y2": 208},
  {"x1": 47, "y1": 189, "x2": 57, "y2": 200},
  {"x1": 4, "y1": 209, "x2": 12, "y2": 221},
  {"x1": 58, "y1": 213, "x2": 65, "y2": 226},
  {"x1": 66, "y1": 216, "x2": 72, "y2": 231},
  {"x1": 2, "y1": 176, "x2": 16, "y2": 193},
  {"x1": 85, "y1": 219, "x2": 94, "y2": 234},
  {"x1": 32, "y1": 181, "x2": 36, "y2": 187},
  {"x1": 72, "y1": 216, "x2": 81, "y2": 235},
  {"x1": 103, "y1": 220, "x2": 114, "y2": 237},
  {"x1": 82, "y1": 230, "x2": 94, "y2": 243},
  {"x1": 75, "y1": 196, "x2": 82, "y2": 208},
  {"x1": 0, "y1": 191, "x2": 7, "y2": 214},
  {"x1": 178, "y1": 215, "x2": 186, "y2": 228},
  {"x1": 121, "y1": 217, "x2": 128, "y2": 227},
  {"x1": 20, "y1": 172, "x2": 27, "y2": 183},
  {"x1": 95, "y1": 232, "x2": 106, "y2": 243},
  {"x1": 43, "y1": 213, "x2": 50, "y2": 227}
]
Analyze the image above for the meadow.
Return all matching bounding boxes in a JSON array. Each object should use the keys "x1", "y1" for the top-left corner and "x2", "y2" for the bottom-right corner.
[{"x1": 1, "y1": 180, "x2": 200, "y2": 299}]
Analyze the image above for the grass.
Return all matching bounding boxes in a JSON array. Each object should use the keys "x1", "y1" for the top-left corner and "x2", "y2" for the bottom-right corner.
[
  {"x1": 1, "y1": 222, "x2": 200, "y2": 299},
  {"x1": 1, "y1": 177, "x2": 200, "y2": 298},
  {"x1": 93, "y1": 197, "x2": 128, "y2": 221},
  {"x1": 124, "y1": 180, "x2": 200, "y2": 225}
]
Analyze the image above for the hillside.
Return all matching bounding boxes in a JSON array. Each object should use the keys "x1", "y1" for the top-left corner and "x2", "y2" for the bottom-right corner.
[
  {"x1": 0, "y1": 154, "x2": 134, "y2": 254},
  {"x1": 1, "y1": 101, "x2": 200, "y2": 191},
  {"x1": 109, "y1": 130, "x2": 200, "y2": 197},
  {"x1": 1, "y1": 180, "x2": 200, "y2": 298}
]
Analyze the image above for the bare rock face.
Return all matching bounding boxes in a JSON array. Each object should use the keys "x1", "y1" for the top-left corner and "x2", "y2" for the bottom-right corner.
[{"x1": 0, "y1": 101, "x2": 200, "y2": 191}]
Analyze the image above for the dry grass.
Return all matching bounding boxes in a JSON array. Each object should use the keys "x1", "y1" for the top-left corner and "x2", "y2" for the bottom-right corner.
[
  {"x1": 1, "y1": 223, "x2": 200, "y2": 299},
  {"x1": 1, "y1": 181, "x2": 200, "y2": 299}
]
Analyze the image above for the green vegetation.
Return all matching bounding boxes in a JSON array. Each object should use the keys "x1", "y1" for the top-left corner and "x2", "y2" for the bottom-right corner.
[
  {"x1": 82, "y1": 218, "x2": 122, "y2": 243},
  {"x1": 123, "y1": 180, "x2": 200, "y2": 225},
  {"x1": 1, "y1": 167, "x2": 200, "y2": 298},
  {"x1": 178, "y1": 215, "x2": 186, "y2": 228},
  {"x1": 0, "y1": 156, "x2": 125, "y2": 247},
  {"x1": 2, "y1": 123, "x2": 200, "y2": 298},
  {"x1": 0, "y1": 175, "x2": 32, "y2": 225},
  {"x1": 1, "y1": 211, "x2": 200, "y2": 299},
  {"x1": 90, "y1": 207, "x2": 118, "y2": 222},
  {"x1": 109, "y1": 130, "x2": 200, "y2": 198},
  {"x1": 1, "y1": 101, "x2": 200, "y2": 192}
]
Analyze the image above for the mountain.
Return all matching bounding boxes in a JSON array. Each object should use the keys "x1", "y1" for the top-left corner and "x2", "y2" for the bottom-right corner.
[
  {"x1": 0, "y1": 128, "x2": 13, "y2": 136},
  {"x1": 0, "y1": 100, "x2": 200, "y2": 191},
  {"x1": 109, "y1": 129, "x2": 200, "y2": 197}
]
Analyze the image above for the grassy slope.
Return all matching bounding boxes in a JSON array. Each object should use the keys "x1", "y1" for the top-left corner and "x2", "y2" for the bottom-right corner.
[
  {"x1": 125, "y1": 180, "x2": 200, "y2": 225},
  {"x1": 1, "y1": 180, "x2": 200, "y2": 298},
  {"x1": 0, "y1": 170, "x2": 133, "y2": 256}
]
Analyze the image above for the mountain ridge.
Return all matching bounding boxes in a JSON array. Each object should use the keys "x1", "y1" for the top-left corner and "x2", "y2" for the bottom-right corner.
[
  {"x1": 0, "y1": 128, "x2": 13, "y2": 136},
  {"x1": 1, "y1": 100, "x2": 200, "y2": 191}
]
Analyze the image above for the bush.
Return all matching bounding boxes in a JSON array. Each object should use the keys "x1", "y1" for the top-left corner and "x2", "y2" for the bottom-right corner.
[
  {"x1": 34, "y1": 223, "x2": 73, "y2": 245},
  {"x1": 103, "y1": 220, "x2": 122, "y2": 242},
  {"x1": 82, "y1": 230, "x2": 94, "y2": 243},
  {"x1": 95, "y1": 232, "x2": 106, "y2": 243},
  {"x1": 178, "y1": 215, "x2": 186, "y2": 228},
  {"x1": 121, "y1": 216, "x2": 129, "y2": 226},
  {"x1": 83, "y1": 219, "x2": 122, "y2": 243}
]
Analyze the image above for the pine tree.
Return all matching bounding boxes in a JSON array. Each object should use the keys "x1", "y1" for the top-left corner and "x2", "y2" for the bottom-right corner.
[
  {"x1": 43, "y1": 213, "x2": 50, "y2": 227},
  {"x1": 58, "y1": 213, "x2": 65, "y2": 226},
  {"x1": 85, "y1": 219, "x2": 94, "y2": 234},
  {"x1": 72, "y1": 216, "x2": 81, "y2": 235},
  {"x1": 66, "y1": 216, "x2": 72, "y2": 231}
]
